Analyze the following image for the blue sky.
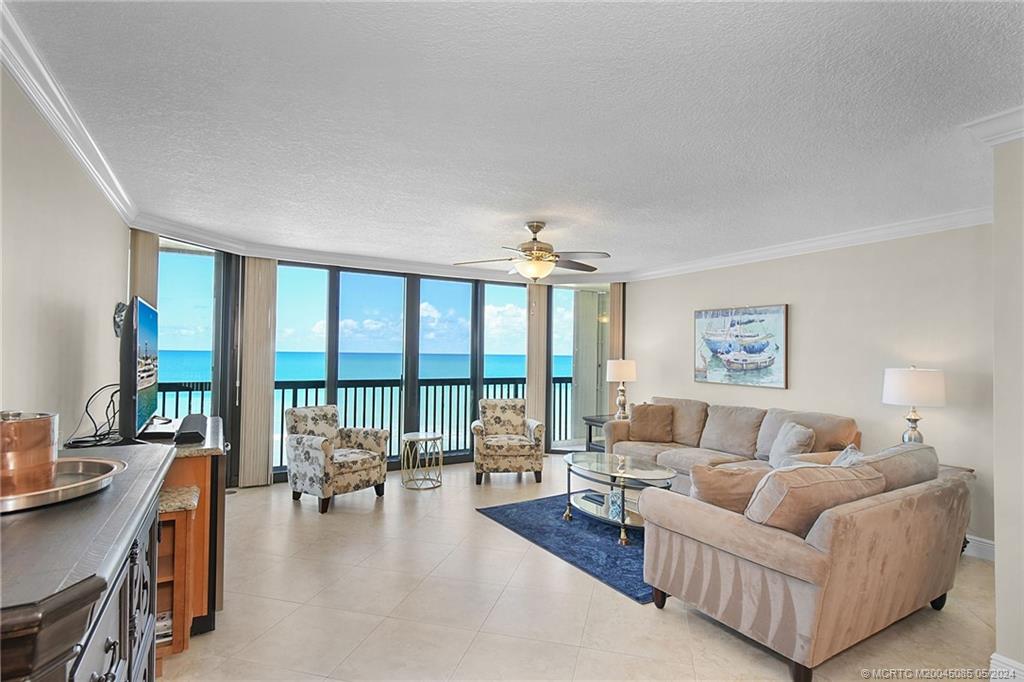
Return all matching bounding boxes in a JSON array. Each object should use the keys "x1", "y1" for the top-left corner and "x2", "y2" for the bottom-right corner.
[{"x1": 158, "y1": 253, "x2": 573, "y2": 355}]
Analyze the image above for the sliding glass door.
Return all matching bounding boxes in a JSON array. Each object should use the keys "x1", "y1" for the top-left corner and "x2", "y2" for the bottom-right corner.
[
  {"x1": 549, "y1": 285, "x2": 609, "y2": 451},
  {"x1": 418, "y1": 278, "x2": 473, "y2": 452},
  {"x1": 338, "y1": 272, "x2": 406, "y2": 455},
  {"x1": 482, "y1": 283, "x2": 527, "y2": 399},
  {"x1": 273, "y1": 264, "x2": 329, "y2": 466}
]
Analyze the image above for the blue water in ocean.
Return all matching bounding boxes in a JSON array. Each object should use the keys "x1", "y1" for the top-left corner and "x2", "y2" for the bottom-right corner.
[{"x1": 157, "y1": 350, "x2": 572, "y2": 383}]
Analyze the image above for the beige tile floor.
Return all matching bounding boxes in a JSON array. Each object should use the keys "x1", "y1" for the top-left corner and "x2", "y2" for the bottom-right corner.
[{"x1": 164, "y1": 455, "x2": 995, "y2": 681}]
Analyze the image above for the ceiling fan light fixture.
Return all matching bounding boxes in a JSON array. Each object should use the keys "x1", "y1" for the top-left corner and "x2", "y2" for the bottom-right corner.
[{"x1": 514, "y1": 258, "x2": 557, "y2": 281}]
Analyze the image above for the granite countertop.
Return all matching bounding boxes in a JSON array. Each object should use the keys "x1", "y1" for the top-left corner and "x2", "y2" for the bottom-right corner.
[
  {"x1": 169, "y1": 417, "x2": 225, "y2": 458},
  {"x1": 1, "y1": 443, "x2": 176, "y2": 609}
]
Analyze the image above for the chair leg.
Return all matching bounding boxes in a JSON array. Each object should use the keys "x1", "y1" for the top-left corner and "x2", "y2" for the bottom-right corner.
[
  {"x1": 789, "y1": 660, "x2": 812, "y2": 682},
  {"x1": 292, "y1": 491, "x2": 301, "y2": 501},
  {"x1": 374, "y1": 483, "x2": 385, "y2": 497},
  {"x1": 318, "y1": 497, "x2": 331, "y2": 514},
  {"x1": 534, "y1": 471, "x2": 542, "y2": 483},
  {"x1": 652, "y1": 587, "x2": 668, "y2": 609},
  {"x1": 475, "y1": 472, "x2": 483, "y2": 485},
  {"x1": 930, "y1": 593, "x2": 947, "y2": 610}
]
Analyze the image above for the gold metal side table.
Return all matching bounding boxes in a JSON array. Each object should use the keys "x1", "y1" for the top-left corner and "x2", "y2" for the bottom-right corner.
[{"x1": 400, "y1": 432, "x2": 444, "y2": 489}]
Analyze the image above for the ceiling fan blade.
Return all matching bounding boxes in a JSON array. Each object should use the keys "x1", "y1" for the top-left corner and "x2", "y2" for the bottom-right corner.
[
  {"x1": 452, "y1": 257, "x2": 516, "y2": 266},
  {"x1": 555, "y1": 251, "x2": 611, "y2": 260},
  {"x1": 555, "y1": 259, "x2": 598, "y2": 273},
  {"x1": 501, "y1": 246, "x2": 526, "y2": 254}
]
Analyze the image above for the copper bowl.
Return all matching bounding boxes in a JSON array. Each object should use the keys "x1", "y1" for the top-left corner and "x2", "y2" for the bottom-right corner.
[{"x1": 1, "y1": 412, "x2": 58, "y2": 495}]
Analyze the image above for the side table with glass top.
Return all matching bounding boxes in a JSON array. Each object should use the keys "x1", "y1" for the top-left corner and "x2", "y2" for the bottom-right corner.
[
  {"x1": 400, "y1": 432, "x2": 444, "y2": 489},
  {"x1": 562, "y1": 451, "x2": 676, "y2": 545}
]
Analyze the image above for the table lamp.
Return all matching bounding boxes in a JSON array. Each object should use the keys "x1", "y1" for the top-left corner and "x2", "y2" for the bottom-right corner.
[
  {"x1": 607, "y1": 360, "x2": 637, "y2": 420},
  {"x1": 882, "y1": 366, "x2": 946, "y2": 443}
]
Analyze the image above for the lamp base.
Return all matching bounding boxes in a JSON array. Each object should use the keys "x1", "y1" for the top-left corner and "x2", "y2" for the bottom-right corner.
[
  {"x1": 902, "y1": 408, "x2": 924, "y2": 443},
  {"x1": 614, "y1": 384, "x2": 627, "y2": 420}
]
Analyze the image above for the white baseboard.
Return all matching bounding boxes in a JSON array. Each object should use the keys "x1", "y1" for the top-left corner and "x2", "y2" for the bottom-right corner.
[
  {"x1": 990, "y1": 653, "x2": 1024, "y2": 677},
  {"x1": 964, "y1": 534, "x2": 995, "y2": 562}
]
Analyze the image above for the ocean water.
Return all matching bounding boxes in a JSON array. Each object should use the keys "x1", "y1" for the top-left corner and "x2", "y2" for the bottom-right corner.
[{"x1": 158, "y1": 350, "x2": 573, "y2": 383}]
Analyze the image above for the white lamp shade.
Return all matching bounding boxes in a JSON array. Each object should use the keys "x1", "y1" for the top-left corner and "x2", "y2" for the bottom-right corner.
[
  {"x1": 882, "y1": 368, "x2": 946, "y2": 407},
  {"x1": 607, "y1": 359, "x2": 637, "y2": 383},
  {"x1": 513, "y1": 259, "x2": 556, "y2": 281}
]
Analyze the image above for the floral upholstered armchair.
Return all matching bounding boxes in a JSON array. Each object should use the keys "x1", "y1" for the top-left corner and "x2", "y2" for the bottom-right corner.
[
  {"x1": 284, "y1": 405, "x2": 389, "y2": 513},
  {"x1": 471, "y1": 399, "x2": 545, "y2": 485}
]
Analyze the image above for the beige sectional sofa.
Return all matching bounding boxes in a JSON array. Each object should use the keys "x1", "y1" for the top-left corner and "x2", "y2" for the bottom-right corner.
[
  {"x1": 602, "y1": 396, "x2": 862, "y2": 492},
  {"x1": 639, "y1": 445, "x2": 972, "y2": 681}
]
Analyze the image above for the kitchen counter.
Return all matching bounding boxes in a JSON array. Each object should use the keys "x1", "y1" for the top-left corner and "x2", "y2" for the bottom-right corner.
[{"x1": 1, "y1": 443, "x2": 175, "y2": 609}]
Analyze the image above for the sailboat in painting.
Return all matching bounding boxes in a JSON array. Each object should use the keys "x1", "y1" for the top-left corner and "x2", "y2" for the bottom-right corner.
[{"x1": 694, "y1": 305, "x2": 787, "y2": 388}]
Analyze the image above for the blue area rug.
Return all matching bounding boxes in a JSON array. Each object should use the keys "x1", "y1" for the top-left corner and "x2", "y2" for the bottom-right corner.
[{"x1": 477, "y1": 491, "x2": 651, "y2": 604}]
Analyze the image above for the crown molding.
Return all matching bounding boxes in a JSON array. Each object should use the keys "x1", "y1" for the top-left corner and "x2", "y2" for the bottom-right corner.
[
  {"x1": 964, "y1": 105, "x2": 1024, "y2": 147},
  {"x1": 1, "y1": 6, "x2": 137, "y2": 224},
  {"x1": 623, "y1": 207, "x2": 993, "y2": 282}
]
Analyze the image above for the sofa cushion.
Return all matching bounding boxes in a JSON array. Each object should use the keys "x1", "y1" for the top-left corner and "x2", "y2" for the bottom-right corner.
[
  {"x1": 768, "y1": 422, "x2": 816, "y2": 468},
  {"x1": 745, "y1": 464, "x2": 886, "y2": 537},
  {"x1": 837, "y1": 443, "x2": 939, "y2": 492},
  {"x1": 717, "y1": 459, "x2": 773, "y2": 472},
  {"x1": 656, "y1": 447, "x2": 749, "y2": 475},
  {"x1": 629, "y1": 403, "x2": 674, "y2": 443},
  {"x1": 651, "y1": 397, "x2": 709, "y2": 447},
  {"x1": 699, "y1": 405, "x2": 767, "y2": 457},
  {"x1": 755, "y1": 408, "x2": 859, "y2": 460},
  {"x1": 612, "y1": 441, "x2": 685, "y2": 462},
  {"x1": 689, "y1": 464, "x2": 771, "y2": 514}
]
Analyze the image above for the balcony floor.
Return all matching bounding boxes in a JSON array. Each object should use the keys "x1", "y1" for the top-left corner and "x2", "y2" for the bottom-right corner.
[{"x1": 162, "y1": 455, "x2": 995, "y2": 681}]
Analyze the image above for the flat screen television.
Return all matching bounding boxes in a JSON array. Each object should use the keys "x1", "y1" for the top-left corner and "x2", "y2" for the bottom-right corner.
[{"x1": 119, "y1": 296, "x2": 159, "y2": 442}]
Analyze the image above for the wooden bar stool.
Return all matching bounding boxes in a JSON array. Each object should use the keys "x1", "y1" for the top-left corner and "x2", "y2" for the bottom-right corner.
[{"x1": 155, "y1": 484, "x2": 199, "y2": 677}]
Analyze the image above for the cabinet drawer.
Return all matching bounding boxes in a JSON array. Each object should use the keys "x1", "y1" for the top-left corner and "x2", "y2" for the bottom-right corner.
[{"x1": 72, "y1": 562, "x2": 128, "y2": 682}]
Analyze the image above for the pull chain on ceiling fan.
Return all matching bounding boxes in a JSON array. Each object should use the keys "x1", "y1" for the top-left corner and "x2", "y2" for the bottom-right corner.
[{"x1": 453, "y1": 221, "x2": 610, "y2": 282}]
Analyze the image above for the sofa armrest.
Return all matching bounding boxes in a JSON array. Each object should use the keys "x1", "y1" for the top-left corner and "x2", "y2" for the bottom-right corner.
[
  {"x1": 638, "y1": 488, "x2": 830, "y2": 585},
  {"x1": 526, "y1": 419, "x2": 545, "y2": 446},
  {"x1": 602, "y1": 420, "x2": 630, "y2": 453},
  {"x1": 471, "y1": 419, "x2": 485, "y2": 437}
]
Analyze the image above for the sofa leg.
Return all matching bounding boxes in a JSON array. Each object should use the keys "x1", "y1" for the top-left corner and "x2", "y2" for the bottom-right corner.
[
  {"x1": 292, "y1": 491, "x2": 301, "y2": 501},
  {"x1": 475, "y1": 472, "x2": 483, "y2": 485},
  {"x1": 374, "y1": 482, "x2": 385, "y2": 497},
  {"x1": 534, "y1": 471, "x2": 542, "y2": 483},
  {"x1": 789, "y1": 660, "x2": 812, "y2": 682},
  {"x1": 652, "y1": 587, "x2": 668, "y2": 609},
  {"x1": 930, "y1": 593, "x2": 947, "y2": 611},
  {"x1": 319, "y1": 497, "x2": 331, "y2": 514}
]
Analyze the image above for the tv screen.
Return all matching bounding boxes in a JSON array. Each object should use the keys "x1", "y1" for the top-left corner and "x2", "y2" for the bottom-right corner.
[
  {"x1": 120, "y1": 296, "x2": 158, "y2": 442},
  {"x1": 135, "y1": 298, "x2": 159, "y2": 434}
]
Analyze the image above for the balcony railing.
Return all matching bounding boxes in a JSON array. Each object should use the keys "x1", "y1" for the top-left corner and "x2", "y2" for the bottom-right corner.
[{"x1": 157, "y1": 374, "x2": 573, "y2": 469}]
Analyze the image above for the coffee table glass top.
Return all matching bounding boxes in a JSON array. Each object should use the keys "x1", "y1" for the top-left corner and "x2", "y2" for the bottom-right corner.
[{"x1": 564, "y1": 452, "x2": 676, "y2": 482}]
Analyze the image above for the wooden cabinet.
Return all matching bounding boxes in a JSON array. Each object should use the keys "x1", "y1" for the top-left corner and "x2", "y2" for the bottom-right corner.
[{"x1": 69, "y1": 499, "x2": 158, "y2": 682}]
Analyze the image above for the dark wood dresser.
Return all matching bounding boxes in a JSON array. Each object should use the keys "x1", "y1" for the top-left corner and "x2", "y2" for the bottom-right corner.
[{"x1": 0, "y1": 444, "x2": 176, "y2": 682}]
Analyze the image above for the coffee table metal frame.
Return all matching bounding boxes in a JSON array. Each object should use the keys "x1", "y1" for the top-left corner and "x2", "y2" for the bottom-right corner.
[
  {"x1": 562, "y1": 452, "x2": 675, "y2": 546},
  {"x1": 400, "y1": 432, "x2": 444, "y2": 490}
]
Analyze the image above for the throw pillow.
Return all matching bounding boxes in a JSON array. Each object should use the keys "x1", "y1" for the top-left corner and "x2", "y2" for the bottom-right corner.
[
  {"x1": 690, "y1": 464, "x2": 770, "y2": 514},
  {"x1": 859, "y1": 443, "x2": 939, "y2": 491},
  {"x1": 831, "y1": 444, "x2": 864, "y2": 467},
  {"x1": 628, "y1": 403, "x2": 674, "y2": 443},
  {"x1": 744, "y1": 464, "x2": 886, "y2": 537},
  {"x1": 768, "y1": 421, "x2": 816, "y2": 468},
  {"x1": 699, "y1": 405, "x2": 767, "y2": 457}
]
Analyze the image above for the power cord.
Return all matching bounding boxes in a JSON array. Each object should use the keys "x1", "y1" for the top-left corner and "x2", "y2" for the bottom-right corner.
[{"x1": 64, "y1": 383, "x2": 122, "y2": 448}]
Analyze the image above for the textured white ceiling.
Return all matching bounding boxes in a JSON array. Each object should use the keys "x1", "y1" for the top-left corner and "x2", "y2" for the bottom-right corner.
[{"x1": 7, "y1": 2, "x2": 1023, "y2": 279}]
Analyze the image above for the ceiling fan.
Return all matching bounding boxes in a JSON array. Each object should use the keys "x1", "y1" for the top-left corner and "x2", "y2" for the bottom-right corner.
[{"x1": 454, "y1": 221, "x2": 611, "y2": 282}]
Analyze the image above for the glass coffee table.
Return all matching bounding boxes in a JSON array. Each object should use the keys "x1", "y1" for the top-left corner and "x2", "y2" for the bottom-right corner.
[{"x1": 562, "y1": 452, "x2": 676, "y2": 545}]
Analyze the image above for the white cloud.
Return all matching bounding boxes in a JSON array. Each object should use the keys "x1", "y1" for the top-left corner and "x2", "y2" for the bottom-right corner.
[
  {"x1": 362, "y1": 319, "x2": 385, "y2": 331},
  {"x1": 339, "y1": 318, "x2": 359, "y2": 333},
  {"x1": 484, "y1": 303, "x2": 528, "y2": 354},
  {"x1": 420, "y1": 301, "x2": 441, "y2": 325},
  {"x1": 311, "y1": 319, "x2": 327, "y2": 337}
]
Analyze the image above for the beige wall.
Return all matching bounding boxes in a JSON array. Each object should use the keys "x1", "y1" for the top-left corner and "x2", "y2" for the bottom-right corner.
[
  {"x1": 991, "y1": 138, "x2": 1023, "y2": 666},
  {"x1": 1, "y1": 68, "x2": 129, "y2": 441},
  {"x1": 625, "y1": 225, "x2": 994, "y2": 540}
]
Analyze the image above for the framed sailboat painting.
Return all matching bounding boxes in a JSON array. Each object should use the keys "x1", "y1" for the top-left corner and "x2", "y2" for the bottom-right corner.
[{"x1": 694, "y1": 304, "x2": 788, "y2": 389}]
